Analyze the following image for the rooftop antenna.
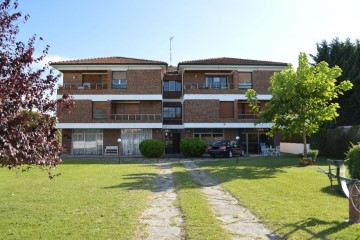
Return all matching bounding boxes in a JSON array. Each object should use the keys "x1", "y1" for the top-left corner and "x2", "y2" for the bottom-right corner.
[{"x1": 169, "y1": 36, "x2": 174, "y2": 66}]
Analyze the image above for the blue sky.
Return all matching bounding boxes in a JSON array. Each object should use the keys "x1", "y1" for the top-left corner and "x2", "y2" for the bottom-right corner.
[{"x1": 17, "y1": 0, "x2": 360, "y2": 67}]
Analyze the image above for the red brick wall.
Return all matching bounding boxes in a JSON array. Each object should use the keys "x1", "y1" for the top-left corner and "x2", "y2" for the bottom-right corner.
[
  {"x1": 184, "y1": 100, "x2": 219, "y2": 123},
  {"x1": 252, "y1": 71, "x2": 278, "y2": 94},
  {"x1": 103, "y1": 129, "x2": 121, "y2": 150},
  {"x1": 152, "y1": 129, "x2": 163, "y2": 140},
  {"x1": 58, "y1": 100, "x2": 92, "y2": 122},
  {"x1": 184, "y1": 100, "x2": 255, "y2": 123},
  {"x1": 224, "y1": 129, "x2": 238, "y2": 141},
  {"x1": 59, "y1": 69, "x2": 163, "y2": 95}
]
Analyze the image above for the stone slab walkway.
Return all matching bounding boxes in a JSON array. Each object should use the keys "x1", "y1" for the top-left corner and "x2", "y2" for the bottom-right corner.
[
  {"x1": 181, "y1": 160, "x2": 280, "y2": 240},
  {"x1": 137, "y1": 160, "x2": 183, "y2": 240}
]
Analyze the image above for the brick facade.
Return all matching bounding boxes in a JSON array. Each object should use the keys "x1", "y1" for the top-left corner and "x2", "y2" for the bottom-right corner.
[
  {"x1": 59, "y1": 69, "x2": 163, "y2": 95},
  {"x1": 53, "y1": 56, "x2": 286, "y2": 155},
  {"x1": 58, "y1": 100, "x2": 162, "y2": 123},
  {"x1": 252, "y1": 71, "x2": 278, "y2": 94}
]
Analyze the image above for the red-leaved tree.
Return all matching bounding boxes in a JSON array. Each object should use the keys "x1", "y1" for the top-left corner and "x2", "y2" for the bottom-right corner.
[{"x1": 0, "y1": 0, "x2": 73, "y2": 178}]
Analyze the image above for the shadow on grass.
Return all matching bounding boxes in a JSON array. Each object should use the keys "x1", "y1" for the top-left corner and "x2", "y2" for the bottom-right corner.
[
  {"x1": 321, "y1": 185, "x2": 348, "y2": 198},
  {"x1": 274, "y1": 217, "x2": 353, "y2": 239},
  {"x1": 103, "y1": 173, "x2": 157, "y2": 191},
  {"x1": 197, "y1": 157, "x2": 292, "y2": 180},
  {"x1": 62, "y1": 158, "x2": 157, "y2": 165}
]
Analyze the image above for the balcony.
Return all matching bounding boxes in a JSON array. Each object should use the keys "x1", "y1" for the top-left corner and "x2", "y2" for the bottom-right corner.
[
  {"x1": 163, "y1": 118, "x2": 183, "y2": 125},
  {"x1": 59, "y1": 83, "x2": 108, "y2": 90},
  {"x1": 237, "y1": 114, "x2": 259, "y2": 122},
  {"x1": 110, "y1": 114, "x2": 162, "y2": 122},
  {"x1": 183, "y1": 83, "x2": 250, "y2": 94},
  {"x1": 184, "y1": 83, "x2": 234, "y2": 90}
]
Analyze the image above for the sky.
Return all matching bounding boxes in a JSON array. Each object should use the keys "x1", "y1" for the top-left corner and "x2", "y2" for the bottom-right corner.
[{"x1": 16, "y1": 0, "x2": 360, "y2": 68}]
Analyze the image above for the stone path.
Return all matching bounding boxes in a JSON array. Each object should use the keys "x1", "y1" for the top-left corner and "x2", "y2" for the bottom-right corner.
[
  {"x1": 181, "y1": 160, "x2": 280, "y2": 240},
  {"x1": 137, "y1": 160, "x2": 183, "y2": 240}
]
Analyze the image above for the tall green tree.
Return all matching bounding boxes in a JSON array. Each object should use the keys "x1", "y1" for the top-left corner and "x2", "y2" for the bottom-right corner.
[
  {"x1": 311, "y1": 38, "x2": 360, "y2": 126},
  {"x1": 246, "y1": 53, "x2": 353, "y2": 156}
]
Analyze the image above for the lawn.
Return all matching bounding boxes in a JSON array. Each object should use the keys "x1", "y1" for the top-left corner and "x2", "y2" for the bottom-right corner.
[
  {"x1": 198, "y1": 156, "x2": 360, "y2": 240},
  {"x1": 0, "y1": 159, "x2": 157, "y2": 240}
]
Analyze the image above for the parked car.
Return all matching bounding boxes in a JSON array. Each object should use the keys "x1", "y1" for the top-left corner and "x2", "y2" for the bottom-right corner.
[{"x1": 207, "y1": 140, "x2": 244, "y2": 158}]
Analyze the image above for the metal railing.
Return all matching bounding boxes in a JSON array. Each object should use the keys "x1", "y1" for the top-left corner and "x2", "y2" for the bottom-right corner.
[
  {"x1": 238, "y1": 82, "x2": 252, "y2": 89},
  {"x1": 184, "y1": 83, "x2": 235, "y2": 90},
  {"x1": 59, "y1": 83, "x2": 107, "y2": 90},
  {"x1": 110, "y1": 114, "x2": 162, "y2": 121},
  {"x1": 237, "y1": 114, "x2": 259, "y2": 120}
]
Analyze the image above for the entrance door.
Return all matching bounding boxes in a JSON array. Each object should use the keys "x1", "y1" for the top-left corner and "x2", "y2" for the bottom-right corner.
[
  {"x1": 240, "y1": 132, "x2": 262, "y2": 154},
  {"x1": 164, "y1": 130, "x2": 181, "y2": 154}
]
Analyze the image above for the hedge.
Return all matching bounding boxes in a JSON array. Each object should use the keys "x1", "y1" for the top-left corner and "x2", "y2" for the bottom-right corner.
[
  {"x1": 180, "y1": 137, "x2": 207, "y2": 157},
  {"x1": 139, "y1": 139, "x2": 164, "y2": 158}
]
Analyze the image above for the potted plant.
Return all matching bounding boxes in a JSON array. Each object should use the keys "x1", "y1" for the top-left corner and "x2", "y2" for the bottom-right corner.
[
  {"x1": 307, "y1": 149, "x2": 319, "y2": 165},
  {"x1": 298, "y1": 153, "x2": 304, "y2": 164}
]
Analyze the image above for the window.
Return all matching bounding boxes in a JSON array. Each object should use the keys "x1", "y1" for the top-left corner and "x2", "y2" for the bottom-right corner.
[
  {"x1": 205, "y1": 76, "x2": 228, "y2": 89},
  {"x1": 92, "y1": 102, "x2": 107, "y2": 119},
  {"x1": 163, "y1": 81, "x2": 181, "y2": 91},
  {"x1": 238, "y1": 72, "x2": 252, "y2": 89},
  {"x1": 163, "y1": 107, "x2": 182, "y2": 118},
  {"x1": 193, "y1": 129, "x2": 224, "y2": 144},
  {"x1": 72, "y1": 129, "x2": 103, "y2": 155},
  {"x1": 112, "y1": 79, "x2": 127, "y2": 89},
  {"x1": 112, "y1": 71, "x2": 127, "y2": 89}
]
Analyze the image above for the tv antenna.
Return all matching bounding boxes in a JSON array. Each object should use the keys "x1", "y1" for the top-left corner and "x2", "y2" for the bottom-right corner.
[{"x1": 169, "y1": 36, "x2": 174, "y2": 66}]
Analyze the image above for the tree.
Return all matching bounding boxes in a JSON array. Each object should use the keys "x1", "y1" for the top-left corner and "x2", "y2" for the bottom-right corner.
[
  {"x1": 311, "y1": 38, "x2": 360, "y2": 126},
  {"x1": 246, "y1": 52, "x2": 353, "y2": 157},
  {"x1": 0, "y1": 0, "x2": 72, "y2": 178}
]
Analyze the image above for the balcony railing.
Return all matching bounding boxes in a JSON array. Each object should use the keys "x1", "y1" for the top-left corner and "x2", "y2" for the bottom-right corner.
[
  {"x1": 184, "y1": 83, "x2": 235, "y2": 90},
  {"x1": 238, "y1": 82, "x2": 252, "y2": 89},
  {"x1": 237, "y1": 114, "x2": 259, "y2": 120},
  {"x1": 59, "y1": 83, "x2": 107, "y2": 90},
  {"x1": 110, "y1": 114, "x2": 162, "y2": 121}
]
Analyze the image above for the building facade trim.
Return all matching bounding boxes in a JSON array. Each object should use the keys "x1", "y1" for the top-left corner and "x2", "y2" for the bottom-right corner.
[
  {"x1": 183, "y1": 94, "x2": 272, "y2": 101},
  {"x1": 57, "y1": 123, "x2": 162, "y2": 129},
  {"x1": 183, "y1": 123, "x2": 273, "y2": 128},
  {"x1": 56, "y1": 94, "x2": 163, "y2": 101}
]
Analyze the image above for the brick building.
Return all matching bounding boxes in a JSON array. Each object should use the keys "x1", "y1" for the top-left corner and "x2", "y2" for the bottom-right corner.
[{"x1": 51, "y1": 56, "x2": 287, "y2": 155}]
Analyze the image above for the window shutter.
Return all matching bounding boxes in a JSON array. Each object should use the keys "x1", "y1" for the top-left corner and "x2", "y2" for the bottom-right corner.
[
  {"x1": 113, "y1": 72, "x2": 127, "y2": 80},
  {"x1": 220, "y1": 102, "x2": 234, "y2": 118}
]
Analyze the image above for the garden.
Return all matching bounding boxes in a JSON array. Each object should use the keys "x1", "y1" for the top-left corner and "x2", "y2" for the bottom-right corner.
[{"x1": 1, "y1": 156, "x2": 359, "y2": 240}]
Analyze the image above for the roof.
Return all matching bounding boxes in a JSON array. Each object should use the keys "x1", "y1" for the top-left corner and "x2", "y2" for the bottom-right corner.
[
  {"x1": 50, "y1": 56, "x2": 168, "y2": 66},
  {"x1": 178, "y1": 57, "x2": 287, "y2": 66}
]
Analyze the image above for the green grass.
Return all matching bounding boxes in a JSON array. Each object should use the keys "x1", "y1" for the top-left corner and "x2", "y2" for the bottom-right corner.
[
  {"x1": 172, "y1": 163, "x2": 232, "y2": 240},
  {"x1": 198, "y1": 156, "x2": 360, "y2": 240},
  {"x1": 0, "y1": 159, "x2": 157, "y2": 240}
]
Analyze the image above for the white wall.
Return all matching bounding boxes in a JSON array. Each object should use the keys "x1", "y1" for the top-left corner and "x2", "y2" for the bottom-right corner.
[{"x1": 280, "y1": 142, "x2": 310, "y2": 154}]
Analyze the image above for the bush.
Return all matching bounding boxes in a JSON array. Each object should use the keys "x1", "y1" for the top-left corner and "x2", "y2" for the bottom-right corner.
[
  {"x1": 180, "y1": 137, "x2": 207, "y2": 157},
  {"x1": 307, "y1": 149, "x2": 319, "y2": 161},
  {"x1": 346, "y1": 143, "x2": 360, "y2": 179},
  {"x1": 139, "y1": 139, "x2": 164, "y2": 158}
]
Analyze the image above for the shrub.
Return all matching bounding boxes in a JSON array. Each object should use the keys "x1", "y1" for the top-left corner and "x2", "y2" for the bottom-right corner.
[
  {"x1": 180, "y1": 137, "x2": 207, "y2": 157},
  {"x1": 346, "y1": 142, "x2": 360, "y2": 179},
  {"x1": 139, "y1": 139, "x2": 164, "y2": 158},
  {"x1": 307, "y1": 149, "x2": 319, "y2": 161}
]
